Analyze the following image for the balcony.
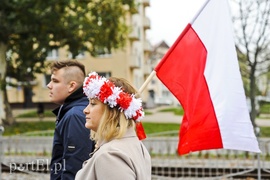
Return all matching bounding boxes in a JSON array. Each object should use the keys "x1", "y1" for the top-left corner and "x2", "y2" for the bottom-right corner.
[
  {"x1": 144, "y1": 40, "x2": 152, "y2": 53},
  {"x1": 129, "y1": 28, "x2": 140, "y2": 41},
  {"x1": 143, "y1": 17, "x2": 150, "y2": 30},
  {"x1": 129, "y1": 55, "x2": 140, "y2": 69}
]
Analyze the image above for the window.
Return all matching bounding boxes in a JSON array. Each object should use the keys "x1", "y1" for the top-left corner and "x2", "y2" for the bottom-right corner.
[
  {"x1": 47, "y1": 49, "x2": 59, "y2": 60},
  {"x1": 97, "y1": 72, "x2": 111, "y2": 78},
  {"x1": 96, "y1": 48, "x2": 112, "y2": 58},
  {"x1": 5, "y1": 76, "x2": 13, "y2": 90},
  {"x1": 68, "y1": 51, "x2": 85, "y2": 59}
]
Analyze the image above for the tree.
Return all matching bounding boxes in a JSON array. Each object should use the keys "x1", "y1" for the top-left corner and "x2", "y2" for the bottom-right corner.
[
  {"x1": 0, "y1": 0, "x2": 136, "y2": 125},
  {"x1": 231, "y1": 0, "x2": 270, "y2": 127}
]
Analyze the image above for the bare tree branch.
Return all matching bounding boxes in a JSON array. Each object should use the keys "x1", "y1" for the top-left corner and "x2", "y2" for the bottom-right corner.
[{"x1": 231, "y1": 0, "x2": 270, "y2": 127}]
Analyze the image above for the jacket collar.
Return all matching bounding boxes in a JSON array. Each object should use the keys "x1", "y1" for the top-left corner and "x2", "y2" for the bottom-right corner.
[
  {"x1": 52, "y1": 86, "x2": 86, "y2": 120},
  {"x1": 65, "y1": 86, "x2": 85, "y2": 104}
]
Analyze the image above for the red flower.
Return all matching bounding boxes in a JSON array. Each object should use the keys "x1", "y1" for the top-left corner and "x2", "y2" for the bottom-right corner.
[
  {"x1": 84, "y1": 78, "x2": 90, "y2": 86},
  {"x1": 117, "y1": 92, "x2": 132, "y2": 109},
  {"x1": 89, "y1": 74, "x2": 98, "y2": 79},
  {"x1": 99, "y1": 81, "x2": 114, "y2": 102}
]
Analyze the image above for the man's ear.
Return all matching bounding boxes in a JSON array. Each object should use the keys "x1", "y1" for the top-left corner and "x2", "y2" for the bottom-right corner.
[{"x1": 68, "y1": 81, "x2": 77, "y2": 93}]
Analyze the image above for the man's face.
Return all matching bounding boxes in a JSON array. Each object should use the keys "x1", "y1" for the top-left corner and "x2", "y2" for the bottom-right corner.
[{"x1": 47, "y1": 68, "x2": 70, "y2": 105}]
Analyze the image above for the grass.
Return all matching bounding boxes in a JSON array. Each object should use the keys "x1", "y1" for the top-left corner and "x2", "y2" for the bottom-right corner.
[
  {"x1": 3, "y1": 120, "x2": 270, "y2": 138},
  {"x1": 16, "y1": 109, "x2": 154, "y2": 118},
  {"x1": 158, "y1": 107, "x2": 184, "y2": 115},
  {"x1": 2, "y1": 121, "x2": 180, "y2": 136},
  {"x1": 260, "y1": 103, "x2": 270, "y2": 114},
  {"x1": 143, "y1": 122, "x2": 180, "y2": 136},
  {"x1": 16, "y1": 110, "x2": 55, "y2": 118},
  {"x1": 259, "y1": 127, "x2": 270, "y2": 137},
  {"x1": 3, "y1": 106, "x2": 270, "y2": 137},
  {"x1": 3, "y1": 121, "x2": 56, "y2": 136}
]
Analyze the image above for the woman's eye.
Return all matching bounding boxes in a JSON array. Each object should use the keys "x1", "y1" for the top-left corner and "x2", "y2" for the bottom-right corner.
[
  {"x1": 90, "y1": 101, "x2": 96, "y2": 106},
  {"x1": 89, "y1": 99, "x2": 97, "y2": 106}
]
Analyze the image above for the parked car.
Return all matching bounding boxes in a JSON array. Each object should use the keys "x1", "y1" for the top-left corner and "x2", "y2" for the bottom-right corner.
[{"x1": 154, "y1": 97, "x2": 173, "y2": 106}]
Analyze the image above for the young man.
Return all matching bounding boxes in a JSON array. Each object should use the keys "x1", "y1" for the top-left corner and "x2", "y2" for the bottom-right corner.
[{"x1": 47, "y1": 60, "x2": 95, "y2": 179}]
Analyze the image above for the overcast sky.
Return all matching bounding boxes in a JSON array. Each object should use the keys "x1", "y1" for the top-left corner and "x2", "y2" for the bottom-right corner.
[
  {"x1": 146, "y1": 0, "x2": 239, "y2": 47},
  {"x1": 146, "y1": 0, "x2": 206, "y2": 46}
]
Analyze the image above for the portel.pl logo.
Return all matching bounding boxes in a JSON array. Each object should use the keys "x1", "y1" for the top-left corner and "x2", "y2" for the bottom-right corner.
[{"x1": 9, "y1": 159, "x2": 66, "y2": 174}]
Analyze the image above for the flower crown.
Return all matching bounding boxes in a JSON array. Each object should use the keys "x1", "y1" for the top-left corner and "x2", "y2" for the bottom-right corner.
[{"x1": 83, "y1": 72, "x2": 144, "y2": 122}]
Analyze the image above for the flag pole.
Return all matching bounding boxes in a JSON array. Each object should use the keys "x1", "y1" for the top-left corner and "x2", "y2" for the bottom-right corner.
[
  {"x1": 190, "y1": 0, "x2": 210, "y2": 24},
  {"x1": 138, "y1": 71, "x2": 156, "y2": 94}
]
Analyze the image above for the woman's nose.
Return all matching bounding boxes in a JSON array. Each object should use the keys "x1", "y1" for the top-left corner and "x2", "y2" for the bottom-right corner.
[{"x1": 83, "y1": 105, "x2": 90, "y2": 114}]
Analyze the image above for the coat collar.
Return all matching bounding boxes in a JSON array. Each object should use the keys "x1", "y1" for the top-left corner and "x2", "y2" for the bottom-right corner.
[
  {"x1": 98, "y1": 127, "x2": 137, "y2": 147},
  {"x1": 52, "y1": 86, "x2": 86, "y2": 121}
]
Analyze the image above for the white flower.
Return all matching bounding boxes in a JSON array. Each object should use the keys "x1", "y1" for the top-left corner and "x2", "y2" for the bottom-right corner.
[{"x1": 83, "y1": 72, "x2": 144, "y2": 121}]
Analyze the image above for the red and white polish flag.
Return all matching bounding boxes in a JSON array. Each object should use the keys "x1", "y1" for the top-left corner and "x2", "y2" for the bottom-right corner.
[{"x1": 155, "y1": 0, "x2": 261, "y2": 155}]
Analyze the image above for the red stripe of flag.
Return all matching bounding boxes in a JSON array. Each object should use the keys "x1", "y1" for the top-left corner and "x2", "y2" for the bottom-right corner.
[{"x1": 155, "y1": 24, "x2": 223, "y2": 155}]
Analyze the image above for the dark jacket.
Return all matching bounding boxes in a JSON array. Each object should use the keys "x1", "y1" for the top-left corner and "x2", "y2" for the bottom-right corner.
[{"x1": 50, "y1": 87, "x2": 94, "y2": 180}]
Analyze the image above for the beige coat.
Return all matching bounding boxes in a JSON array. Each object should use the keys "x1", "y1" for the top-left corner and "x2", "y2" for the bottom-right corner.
[{"x1": 75, "y1": 127, "x2": 151, "y2": 180}]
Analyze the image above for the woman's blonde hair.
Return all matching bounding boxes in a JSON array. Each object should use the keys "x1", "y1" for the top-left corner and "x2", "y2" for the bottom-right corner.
[{"x1": 90, "y1": 77, "x2": 139, "y2": 142}]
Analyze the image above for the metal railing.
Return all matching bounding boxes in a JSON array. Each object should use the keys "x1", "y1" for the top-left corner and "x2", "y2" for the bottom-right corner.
[
  {"x1": 0, "y1": 132, "x2": 270, "y2": 179},
  {"x1": 143, "y1": 134, "x2": 270, "y2": 179}
]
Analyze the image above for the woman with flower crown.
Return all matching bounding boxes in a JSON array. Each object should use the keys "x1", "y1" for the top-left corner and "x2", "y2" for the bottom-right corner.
[{"x1": 75, "y1": 72, "x2": 151, "y2": 180}]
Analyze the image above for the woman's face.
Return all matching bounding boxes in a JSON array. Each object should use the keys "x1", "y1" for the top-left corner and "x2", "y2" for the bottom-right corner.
[{"x1": 83, "y1": 98, "x2": 105, "y2": 131}]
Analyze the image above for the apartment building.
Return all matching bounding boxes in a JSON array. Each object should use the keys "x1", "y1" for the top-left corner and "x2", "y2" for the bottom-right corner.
[
  {"x1": 7, "y1": 0, "x2": 152, "y2": 108},
  {"x1": 148, "y1": 41, "x2": 179, "y2": 107}
]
